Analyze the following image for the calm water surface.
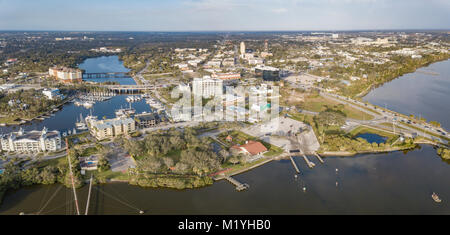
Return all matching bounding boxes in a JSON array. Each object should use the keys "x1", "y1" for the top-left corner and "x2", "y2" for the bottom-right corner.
[
  {"x1": 363, "y1": 59, "x2": 450, "y2": 130},
  {"x1": 79, "y1": 56, "x2": 136, "y2": 85},
  {"x1": 0, "y1": 145, "x2": 448, "y2": 215},
  {"x1": 356, "y1": 133, "x2": 387, "y2": 144}
]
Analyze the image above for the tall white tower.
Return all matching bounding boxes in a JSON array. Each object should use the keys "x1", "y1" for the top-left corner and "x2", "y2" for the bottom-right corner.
[{"x1": 240, "y1": 41, "x2": 246, "y2": 56}]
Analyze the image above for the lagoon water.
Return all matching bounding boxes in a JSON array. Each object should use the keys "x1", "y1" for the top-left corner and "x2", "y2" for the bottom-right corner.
[{"x1": 0, "y1": 57, "x2": 449, "y2": 215}]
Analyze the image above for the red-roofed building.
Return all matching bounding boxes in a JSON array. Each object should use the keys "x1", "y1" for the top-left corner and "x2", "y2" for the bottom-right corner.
[{"x1": 231, "y1": 140, "x2": 268, "y2": 156}]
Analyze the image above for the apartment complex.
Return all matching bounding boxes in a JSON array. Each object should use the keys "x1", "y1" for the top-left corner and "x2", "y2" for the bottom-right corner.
[
  {"x1": 49, "y1": 66, "x2": 83, "y2": 83},
  {"x1": 192, "y1": 76, "x2": 223, "y2": 98},
  {"x1": 86, "y1": 116, "x2": 136, "y2": 140},
  {"x1": 0, "y1": 127, "x2": 62, "y2": 153}
]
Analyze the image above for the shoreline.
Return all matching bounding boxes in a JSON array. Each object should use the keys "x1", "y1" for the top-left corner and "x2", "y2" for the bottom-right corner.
[{"x1": 355, "y1": 57, "x2": 450, "y2": 98}]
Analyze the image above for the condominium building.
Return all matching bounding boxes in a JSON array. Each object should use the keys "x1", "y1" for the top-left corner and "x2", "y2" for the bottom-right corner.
[
  {"x1": 134, "y1": 113, "x2": 159, "y2": 129},
  {"x1": 49, "y1": 66, "x2": 83, "y2": 83},
  {"x1": 192, "y1": 76, "x2": 223, "y2": 98},
  {"x1": 86, "y1": 116, "x2": 136, "y2": 140},
  {"x1": 0, "y1": 127, "x2": 62, "y2": 153}
]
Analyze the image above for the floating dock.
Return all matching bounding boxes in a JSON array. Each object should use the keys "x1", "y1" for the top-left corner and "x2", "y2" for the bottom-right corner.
[{"x1": 225, "y1": 176, "x2": 249, "y2": 191}]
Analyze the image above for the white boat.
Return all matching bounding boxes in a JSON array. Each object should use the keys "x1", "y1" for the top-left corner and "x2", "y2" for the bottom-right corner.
[
  {"x1": 432, "y1": 192, "x2": 442, "y2": 203},
  {"x1": 75, "y1": 113, "x2": 88, "y2": 130},
  {"x1": 82, "y1": 101, "x2": 94, "y2": 109}
]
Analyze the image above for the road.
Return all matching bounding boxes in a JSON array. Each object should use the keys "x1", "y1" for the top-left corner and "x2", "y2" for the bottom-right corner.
[{"x1": 285, "y1": 76, "x2": 449, "y2": 145}]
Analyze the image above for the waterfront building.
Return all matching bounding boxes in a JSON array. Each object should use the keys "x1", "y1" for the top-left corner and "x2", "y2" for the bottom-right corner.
[
  {"x1": 42, "y1": 88, "x2": 64, "y2": 100},
  {"x1": 49, "y1": 66, "x2": 82, "y2": 83},
  {"x1": 86, "y1": 116, "x2": 136, "y2": 140},
  {"x1": 134, "y1": 113, "x2": 159, "y2": 129},
  {"x1": 254, "y1": 65, "x2": 280, "y2": 81},
  {"x1": 79, "y1": 156, "x2": 98, "y2": 171},
  {"x1": 0, "y1": 127, "x2": 62, "y2": 153},
  {"x1": 231, "y1": 140, "x2": 268, "y2": 156},
  {"x1": 192, "y1": 76, "x2": 223, "y2": 99}
]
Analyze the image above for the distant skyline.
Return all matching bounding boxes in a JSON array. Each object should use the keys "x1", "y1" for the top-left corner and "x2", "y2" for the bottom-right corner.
[{"x1": 1, "y1": 0, "x2": 449, "y2": 31}]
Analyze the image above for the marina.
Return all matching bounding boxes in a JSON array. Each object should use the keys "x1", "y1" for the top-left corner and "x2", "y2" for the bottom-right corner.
[{"x1": 1, "y1": 56, "x2": 449, "y2": 215}]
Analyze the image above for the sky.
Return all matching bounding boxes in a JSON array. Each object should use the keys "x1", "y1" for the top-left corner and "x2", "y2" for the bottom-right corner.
[{"x1": 0, "y1": 0, "x2": 449, "y2": 31}]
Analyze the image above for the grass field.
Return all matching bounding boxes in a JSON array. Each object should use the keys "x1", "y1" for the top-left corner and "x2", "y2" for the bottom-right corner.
[{"x1": 300, "y1": 95, "x2": 374, "y2": 120}]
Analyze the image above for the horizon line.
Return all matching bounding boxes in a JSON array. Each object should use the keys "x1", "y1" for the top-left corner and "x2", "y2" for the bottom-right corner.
[{"x1": 1, "y1": 28, "x2": 449, "y2": 33}]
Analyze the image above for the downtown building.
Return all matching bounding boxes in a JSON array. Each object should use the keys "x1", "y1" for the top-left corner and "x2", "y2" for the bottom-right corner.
[
  {"x1": 192, "y1": 76, "x2": 223, "y2": 99},
  {"x1": 254, "y1": 65, "x2": 280, "y2": 81},
  {"x1": 0, "y1": 127, "x2": 62, "y2": 153},
  {"x1": 49, "y1": 66, "x2": 83, "y2": 83}
]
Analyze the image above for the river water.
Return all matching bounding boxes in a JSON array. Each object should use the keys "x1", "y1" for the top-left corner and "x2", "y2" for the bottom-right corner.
[
  {"x1": 0, "y1": 57, "x2": 449, "y2": 215},
  {"x1": 0, "y1": 56, "x2": 150, "y2": 134},
  {"x1": 363, "y1": 59, "x2": 450, "y2": 130},
  {"x1": 79, "y1": 56, "x2": 136, "y2": 85}
]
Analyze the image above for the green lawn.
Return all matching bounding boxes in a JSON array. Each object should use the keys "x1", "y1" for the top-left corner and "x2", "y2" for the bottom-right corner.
[{"x1": 300, "y1": 95, "x2": 374, "y2": 120}]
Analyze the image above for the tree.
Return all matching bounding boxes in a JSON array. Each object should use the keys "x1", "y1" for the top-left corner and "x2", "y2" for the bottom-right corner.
[
  {"x1": 315, "y1": 110, "x2": 346, "y2": 128},
  {"x1": 97, "y1": 155, "x2": 110, "y2": 172}
]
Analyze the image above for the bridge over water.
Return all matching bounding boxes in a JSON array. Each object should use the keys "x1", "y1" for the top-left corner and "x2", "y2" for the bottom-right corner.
[{"x1": 83, "y1": 72, "x2": 130, "y2": 79}]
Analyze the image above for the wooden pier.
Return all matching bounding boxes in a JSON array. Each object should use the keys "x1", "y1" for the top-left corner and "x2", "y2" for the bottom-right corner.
[
  {"x1": 289, "y1": 156, "x2": 301, "y2": 174},
  {"x1": 225, "y1": 176, "x2": 249, "y2": 191},
  {"x1": 302, "y1": 154, "x2": 315, "y2": 168},
  {"x1": 313, "y1": 152, "x2": 324, "y2": 164}
]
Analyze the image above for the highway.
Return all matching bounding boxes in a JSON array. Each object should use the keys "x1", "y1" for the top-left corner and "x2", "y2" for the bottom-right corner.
[{"x1": 285, "y1": 77, "x2": 449, "y2": 145}]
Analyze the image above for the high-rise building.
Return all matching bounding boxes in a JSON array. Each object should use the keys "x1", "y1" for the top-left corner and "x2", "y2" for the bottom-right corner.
[
  {"x1": 49, "y1": 66, "x2": 82, "y2": 83},
  {"x1": 240, "y1": 42, "x2": 246, "y2": 56},
  {"x1": 192, "y1": 76, "x2": 223, "y2": 99},
  {"x1": 264, "y1": 40, "x2": 269, "y2": 52}
]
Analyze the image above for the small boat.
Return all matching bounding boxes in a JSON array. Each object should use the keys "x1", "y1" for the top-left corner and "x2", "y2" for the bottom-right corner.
[
  {"x1": 82, "y1": 101, "x2": 94, "y2": 109},
  {"x1": 432, "y1": 192, "x2": 442, "y2": 203}
]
